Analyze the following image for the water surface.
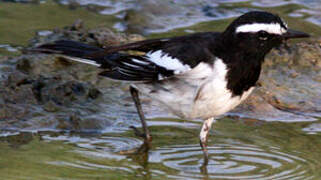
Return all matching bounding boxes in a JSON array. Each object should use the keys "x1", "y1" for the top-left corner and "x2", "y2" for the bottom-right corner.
[{"x1": 1, "y1": 118, "x2": 321, "y2": 179}]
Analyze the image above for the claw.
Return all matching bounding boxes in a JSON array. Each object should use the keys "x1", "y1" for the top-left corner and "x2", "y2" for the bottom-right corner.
[
  {"x1": 130, "y1": 126, "x2": 152, "y2": 142},
  {"x1": 130, "y1": 126, "x2": 146, "y2": 138}
]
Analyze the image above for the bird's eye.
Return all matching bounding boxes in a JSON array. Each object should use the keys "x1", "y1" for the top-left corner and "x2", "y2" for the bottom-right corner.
[{"x1": 258, "y1": 30, "x2": 269, "y2": 40}]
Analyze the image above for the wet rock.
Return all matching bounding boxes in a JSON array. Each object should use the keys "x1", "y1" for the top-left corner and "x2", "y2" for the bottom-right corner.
[
  {"x1": 0, "y1": 65, "x2": 103, "y2": 120},
  {"x1": 29, "y1": 20, "x2": 145, "y2": 48},
  {"x1": 0, "y1": 67, "x2": 114, "y2": 130},
  {"x1": 0, "y1": 24, "x2": 137, "y2": 131},
  {"x1": 119, "y1": 0, "x2": 249, "y2": 34},
  {"x1": 55, "y1": 113, "x2": 111, "y2": 131},
  {"x1": 16, "y1": 57, "x2": 32, "y2": 74},
  {"x1": 56, "y1": 114, "x2": 81, "y2": 131},
  {"x1": 232, "y1": 40, "x2": 321, "y2": 121},
  {"x1": 43, "y1": 101, "x2": 60, "y2": 112},
  {"x1": 0, "y1": 132, "x2": 34, "y2": 149},
  {"x1": 71, "y1": 19, "x2": 84, "y2": 31},
  {"x1": 124, "y1": 10, "x2": 153, "y2": 34},
  {"x1": 123, "y1": 0, "x2": 188, "y2": 34}
]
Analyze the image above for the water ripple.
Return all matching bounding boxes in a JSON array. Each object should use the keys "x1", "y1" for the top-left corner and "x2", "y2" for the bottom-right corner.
[
  {"x1": 3, "y1": 130, "x2": 318, "y2": 179},
  {"x1": 149, "y1": 141, "x2": 314, "y2": 179},
  {"x1": 42, "y1": 134, "x2": 142, "y2": 152}
]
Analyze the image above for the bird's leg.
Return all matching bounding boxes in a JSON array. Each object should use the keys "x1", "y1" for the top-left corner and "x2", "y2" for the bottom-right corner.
[
  {"x1": 129, "y1": 86, "x2": 152, "y2": 143},
  {"x1": 200, "y1": 117, "x2": 214, "y2": 165}
]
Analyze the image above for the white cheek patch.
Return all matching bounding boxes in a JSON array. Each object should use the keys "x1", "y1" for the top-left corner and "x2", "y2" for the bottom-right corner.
[
  {"x1": 146, "y1": 50, "x2": 191, "y2": 74},
  {"x1": 236, "y1": 23, "x2": 287, "y2": 35}
]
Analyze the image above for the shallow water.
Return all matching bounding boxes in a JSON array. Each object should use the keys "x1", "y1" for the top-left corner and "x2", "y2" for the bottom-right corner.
[
  {"x1": 1, "y1": 118, "x2": 321, "y2": 179},
  {"x1": 53, "y1": 0, "x2": 321, "y2": 33}
]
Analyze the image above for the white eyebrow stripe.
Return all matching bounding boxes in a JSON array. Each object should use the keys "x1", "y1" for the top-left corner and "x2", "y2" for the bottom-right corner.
[{"x1": 236, "y1": 23, "x2": 287, "y2": 35}]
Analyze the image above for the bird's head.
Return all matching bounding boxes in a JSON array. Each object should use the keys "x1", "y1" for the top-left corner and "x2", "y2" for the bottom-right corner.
[{"x1": 222, "y1": 11, "x2": 309, "y2": 54}]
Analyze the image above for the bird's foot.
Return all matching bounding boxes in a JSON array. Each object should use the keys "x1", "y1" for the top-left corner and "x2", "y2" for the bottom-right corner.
[
  {"x1": 130, "y1": 126, "x2": 152, "y2": 143},
  {"x1": 200, "y1": 141, "x2": 209, "y2": 166}
]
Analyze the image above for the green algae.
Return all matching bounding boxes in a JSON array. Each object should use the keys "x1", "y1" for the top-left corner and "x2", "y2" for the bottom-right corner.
[{"x1": 0, "y1": 0, "x2": 117, "y2": 46}]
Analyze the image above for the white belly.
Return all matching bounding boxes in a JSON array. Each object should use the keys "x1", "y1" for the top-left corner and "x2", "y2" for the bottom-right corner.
[
  {"x1": 191, "y1": 86, "x2": 254, "y2": 119},
  {"x1": 134, "y1": 59, "x2": 255, "y2": 120}
]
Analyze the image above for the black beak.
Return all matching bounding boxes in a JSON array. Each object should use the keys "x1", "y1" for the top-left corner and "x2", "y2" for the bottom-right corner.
[{"x1": 282, "y1": 29, "x2": 310, "y2": 39}]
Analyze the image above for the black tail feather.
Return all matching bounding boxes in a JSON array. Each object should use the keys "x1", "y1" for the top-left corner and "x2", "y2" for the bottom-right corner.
[
  {"x1": 30, "y1": 40, "x2": 103, "y2": 58},
  {"x1": 28, "y1": 39, "x2": 163, "y2": 82}
]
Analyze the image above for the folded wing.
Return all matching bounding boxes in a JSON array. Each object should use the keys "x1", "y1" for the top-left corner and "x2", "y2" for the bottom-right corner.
[{"x1": 32, "y1": 32, "x2": 219, "y2": 82}]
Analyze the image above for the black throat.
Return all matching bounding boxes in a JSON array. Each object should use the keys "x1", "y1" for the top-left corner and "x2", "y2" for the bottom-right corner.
[
  {"x1": 224, "y1": 53, "x2": 263, "y2": 97},
  {"x1": 212, "y1": 34, "x2": 266, "y2": 97}
]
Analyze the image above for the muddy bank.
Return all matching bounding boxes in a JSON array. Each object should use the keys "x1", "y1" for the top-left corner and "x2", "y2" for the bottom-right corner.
[{"x1": 0, "y1": 23, "x2": 320, "y2": 130}]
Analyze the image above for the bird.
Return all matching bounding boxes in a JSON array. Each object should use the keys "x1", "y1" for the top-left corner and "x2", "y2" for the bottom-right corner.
[{"x1": 31, "y1": 11, "x2": 309, "y2": 162}]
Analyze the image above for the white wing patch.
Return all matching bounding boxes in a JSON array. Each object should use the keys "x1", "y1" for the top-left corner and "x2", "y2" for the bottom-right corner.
[
  {"x1": 236, "y1": 23, "x2": 287, "y2": 35},
  {"x1": 146, "y1": 50, "x2": 191, "y2": 74}
]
